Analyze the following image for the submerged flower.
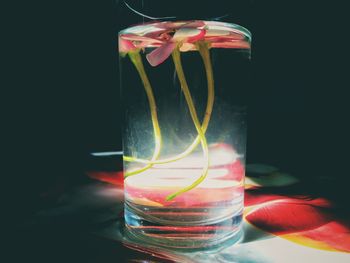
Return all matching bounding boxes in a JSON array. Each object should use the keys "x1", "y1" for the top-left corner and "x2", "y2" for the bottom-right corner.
[
  {"x1": 119, "y1": 20, "x2": 251, "y2": 66},
  {"x1": 146, "y1": 21, "x2": 206, "y2": 66}
]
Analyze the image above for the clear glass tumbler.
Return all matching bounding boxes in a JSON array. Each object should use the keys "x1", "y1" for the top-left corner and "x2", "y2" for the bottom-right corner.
[{"x1": 119, "y1": 20, "x2": 251, "y2": 249}]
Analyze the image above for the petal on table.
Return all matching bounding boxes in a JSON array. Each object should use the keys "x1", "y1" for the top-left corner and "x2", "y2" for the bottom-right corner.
[
  {"x1": 245, "y1": 198, "x2": 333, "y2": 235},
  {"x1": 245, "y1": 191, "x2": 289, "y2": 206},
  {"x1": 283, "y1": 221, "x2": 350, "y2": 253},
  {"x1": 87, "y1": 171, "x2": 124, "y2": 188},
  {"x1": 245, "y1": 187, "x2": 332, "y2": 207},
  {"x1": 146, "y1": 42, "x2": 177, "y2": 67}
]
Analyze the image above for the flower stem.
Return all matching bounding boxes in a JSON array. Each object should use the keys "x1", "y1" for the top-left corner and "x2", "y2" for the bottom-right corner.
[
  {"x1": 124, "y1": 43, "x2": 215, "y2": 200},
  {"x1": 123, "y1": 41, "x2": 214, "y2": 166},
  {"x1": 124, "y1": 51, "x2": 162, "y2": 177},
  {"x1": 166, "y1": 45, "x2": 210, "y2": 201}
]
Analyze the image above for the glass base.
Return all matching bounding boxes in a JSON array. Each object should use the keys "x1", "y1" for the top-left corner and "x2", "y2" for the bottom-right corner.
[{"x1": 124, "y1": 203, "x2": 244, "y2": 252}]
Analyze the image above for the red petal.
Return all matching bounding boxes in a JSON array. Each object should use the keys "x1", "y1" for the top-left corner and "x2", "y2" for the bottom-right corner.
[
  {"x1": 125, "y1": 155, "x2": 245, "y2": 207},
  {"x1": 87, "y1": 171, "x2": 124, "y2": 188},
  {"x1": 245, "y1": 188, "x2": 332, "y2": 207},
  {"x1": 219, "y1": 158, "x2": 245, "y2": 181},
  {"x1": 125, "y1": 184, "x2": 244, "y2": 207},
  {"x1": 146, "y1": 42, "x2": 176, "y2": 67},
  {"x1": 246, "y1": 198, "x2": 333, "y2": 235},
  {"x1": 245, "y1": 192, "x2": 288, "y2": 207},
  {"x1": 118, "y1": 37, "x2": 135, "y2": 53},
  {"x1": 187, "y1": 29, "x2": 206, "y2": 43},
  {"x1": 300, "y1": 221, "x2": 350, "y2": 252}
]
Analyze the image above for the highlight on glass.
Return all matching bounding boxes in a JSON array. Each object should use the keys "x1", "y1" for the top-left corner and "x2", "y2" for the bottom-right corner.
[{"x1": 118, "y1": 20, "x2": 251, "y2": 249}]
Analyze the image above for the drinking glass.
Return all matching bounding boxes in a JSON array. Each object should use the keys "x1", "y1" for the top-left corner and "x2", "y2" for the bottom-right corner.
[{"x1": 119, "y1": 20, "x2": 251, "y2": 249}]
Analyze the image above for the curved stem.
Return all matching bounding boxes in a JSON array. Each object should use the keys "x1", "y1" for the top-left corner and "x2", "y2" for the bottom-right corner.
[
  {"x1": 166, "y1": 45, "x2": 210, "y2": 201},
  {"x1": 123, "y1": 41, "x2": 214, "y2": 165},
  {"x1": 124, "y1": 51, "x2": 162, "y2": 177}
]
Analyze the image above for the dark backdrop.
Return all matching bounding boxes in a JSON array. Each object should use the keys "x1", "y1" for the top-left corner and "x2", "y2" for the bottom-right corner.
[
  {"x1": 7, "y1": 0, "x2": 348, "y2": 244},
  {"x1": 5, "y1": 1, "x2": 348, "y2": 262}
]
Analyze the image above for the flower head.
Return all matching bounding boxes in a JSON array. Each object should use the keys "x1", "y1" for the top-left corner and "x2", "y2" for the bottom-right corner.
[{"x1": 119, "y1": 21, "x2": 251, "y2": 66}]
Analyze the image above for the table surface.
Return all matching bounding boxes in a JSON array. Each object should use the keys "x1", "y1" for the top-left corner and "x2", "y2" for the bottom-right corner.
[{"x1": 17, "y1": 158, "x2": 350, "y2": 263}]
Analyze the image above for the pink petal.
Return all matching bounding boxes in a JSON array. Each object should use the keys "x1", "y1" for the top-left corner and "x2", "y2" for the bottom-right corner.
[
  {"x1": 146, "y1": 42, "x2": 177, "y2": 67},
  {"x1": 172, "y1": 28, "x2": 205, "y2": 43},
  {"x1": 205, "y1": 32, "x2": 245, "y2": 41},
  {"x1": 211, "y1": 40, "x2": 251, "y2": 49},
  {"x1": 205, "y1": 29, "x2": 230, "y2": 37},
  {"x1": 187, "y1": 29, "x2": 206, "y2": 43},
  {"x1": 120, "y1": 33, "x2": 166, "y2": 50},
  {"x1": 120, "y1": 34, "x2": 163, "y2": 44},
  {"x1": 144, "y1": 29, "x2": 172, "y2": 41},
  {"x1": 133, "y1": 41, "x2": 164, "y2": 49},
  {"x1": 205, "y1": 36, "x2": 244, "y2": 43},
  {"x1": 118, "y1": 37, "x2": 136, "y2": 53}
]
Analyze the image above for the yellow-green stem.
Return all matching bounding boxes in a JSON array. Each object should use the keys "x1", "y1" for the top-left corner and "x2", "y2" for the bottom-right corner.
[
  {"x1": 124, "y1": 51, "x2": 162, "y2": 177},
  {"x1": 166, "y1": 45, "x2": 210, "y2": 201},
  {"x1": 123, "y1": 41, "x2": 214, "y2": 166}
]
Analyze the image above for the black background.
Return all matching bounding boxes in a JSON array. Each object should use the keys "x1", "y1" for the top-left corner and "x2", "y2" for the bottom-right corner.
[
  {"x1": 7, "y1": 0, "x2": 347, "y2": 230},
  {"x1": 6, "y1": 0, "x2": 348, "y2": 261}
]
